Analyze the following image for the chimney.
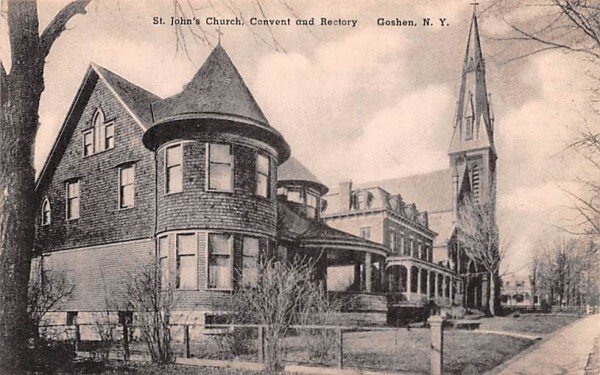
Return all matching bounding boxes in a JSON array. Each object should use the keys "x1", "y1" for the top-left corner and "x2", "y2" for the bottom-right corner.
[{"x1": 339, "y1": 181, "x2": 353, "y2": 211}]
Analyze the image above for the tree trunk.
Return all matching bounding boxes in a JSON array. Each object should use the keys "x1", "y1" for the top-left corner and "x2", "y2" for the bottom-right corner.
[
  {"x1": 0, "y1": 2, "x2": 45, "y2": 371},
  {"x1": 488, "y1": 272, "x2": 497, "y2": 316},
  {"x1": 0, "y1": 75, "x2": 42, "y2": 371}
]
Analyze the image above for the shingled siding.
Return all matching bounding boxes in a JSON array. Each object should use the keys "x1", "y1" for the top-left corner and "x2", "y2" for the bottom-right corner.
[
  {"x1": 38, "y1": 239, "x2": 154, "y2": 311},
  {"x1": 35, "y1": 79, "x2": 155, "y2": 253},
  {"x1": 155, "y1": 136, "x2": 278, "y2": 236}
]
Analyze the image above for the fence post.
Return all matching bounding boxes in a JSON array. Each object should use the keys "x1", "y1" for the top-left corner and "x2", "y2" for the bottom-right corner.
[
  {"x1": 74, "y1": 324, "x2": 81, "y2": 352},
  {"x1": 429, "y1": 315, "x2": 444, "y2": 375},
  {"x1": 337, "y1": 328, "x2": 344, "y2": 369},
  {"x1": 184, "y1": 325, "x2": 191, "y2": 358},
  {"x1": 258, "y1": 325, "x2": 265, "y2": 363},
  {"x1": 122, "y1": 321, "x2": 130, "y2": 361}
]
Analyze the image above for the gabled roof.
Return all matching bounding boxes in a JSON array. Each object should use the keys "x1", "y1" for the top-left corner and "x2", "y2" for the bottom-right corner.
[
  {"x1": 278, "y1": 156, "x2": 328, "y2": 195},
  {"x1": 93, "y1": 64, "x2": 161, "y2": 127},
  {"x1": 152, "y1": 44, "x2": 269, "y2": 126},
  {"x1": 36, "y1": 64, "x2": 159, "y2": 191}
]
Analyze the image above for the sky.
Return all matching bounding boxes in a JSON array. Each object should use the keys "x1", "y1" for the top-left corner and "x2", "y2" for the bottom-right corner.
[{"x1": 1, "y1": 0, "x2": 596, "y2": 275}]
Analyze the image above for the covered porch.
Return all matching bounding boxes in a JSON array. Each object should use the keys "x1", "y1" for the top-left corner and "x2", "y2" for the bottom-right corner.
[{"x1": 386, "y1": 256, "x2": 462, "y2": 307}]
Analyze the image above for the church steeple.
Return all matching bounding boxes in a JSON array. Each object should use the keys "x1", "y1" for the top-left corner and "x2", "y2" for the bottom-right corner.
[
  {"x1": 448, "y1": 6, "x2": 497, "y2": 205},
  {"x1": 449, "y1": 7, "x2": 495, "y2": 156}
]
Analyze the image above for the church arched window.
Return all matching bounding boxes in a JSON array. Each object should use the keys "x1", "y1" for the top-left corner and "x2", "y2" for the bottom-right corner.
[{"x1": 41, "y1": 197, "x2": 51, "y2": 226}]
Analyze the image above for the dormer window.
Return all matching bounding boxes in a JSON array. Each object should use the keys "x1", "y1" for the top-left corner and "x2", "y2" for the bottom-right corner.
[
  {"x1": 41, "y1": 198, "x2": 51, "y2": 226},
  {"x1": 352, "y1": 191, "x2": 373, "y2": 210},
  {"x1": 83, "y1": 108, "x2": 114, "y2": 157}
]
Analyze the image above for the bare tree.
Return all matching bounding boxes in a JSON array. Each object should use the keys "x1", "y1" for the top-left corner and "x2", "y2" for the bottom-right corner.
[
  {"x1": 227, "y1": 257, "x2": 335, "y2": 371},
  {"x1": 457, "y1": 184, "x2": 506, "y2": 316},
  {"x1": 27, "y1": 267, "x2": 74, "y2": 340},
  {"x1": 123, "y1": 261, "x2": 176, "y2": 364},
  {"x1": 535, "y1": 236, "x2": 599, "y2": 307},
  {"x1": 490, "y1": 1, "x2": 600, "y2": 235}
]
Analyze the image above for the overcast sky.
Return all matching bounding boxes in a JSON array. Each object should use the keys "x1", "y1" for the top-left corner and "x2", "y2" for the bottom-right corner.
[{"x1": 1, "y1": 0, "x2": 595, "y2": 275}]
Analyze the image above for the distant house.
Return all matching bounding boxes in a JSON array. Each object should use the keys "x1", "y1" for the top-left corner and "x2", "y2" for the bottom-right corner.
[
  {"x1": 33, "y1": 9, "x2": 498, "y2": 328},
  {"x1": 501, "y1": 276, "x2": 539, "y2": 309}
]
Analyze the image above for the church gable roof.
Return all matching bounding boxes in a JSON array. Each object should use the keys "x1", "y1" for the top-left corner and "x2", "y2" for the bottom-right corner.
[
  {"x1": 36, "y1": 64, "x2": 159, "y2": 191},
  {"x1": 152, "y1": 44, "x2": 269, "y2": 126}
]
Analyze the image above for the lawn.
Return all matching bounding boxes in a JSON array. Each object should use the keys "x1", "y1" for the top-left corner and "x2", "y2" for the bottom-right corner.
[
  {"x1": 478, "y1": 313, "x2": 579, "y2": 336},
  {"x1": 62, "y1": 314, "x2": 579, "y2": 374}
]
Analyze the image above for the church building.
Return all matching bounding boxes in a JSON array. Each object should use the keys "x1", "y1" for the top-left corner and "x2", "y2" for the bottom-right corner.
[{"x1": 33, "y1": 9, "x2": 497, "y2": 328}]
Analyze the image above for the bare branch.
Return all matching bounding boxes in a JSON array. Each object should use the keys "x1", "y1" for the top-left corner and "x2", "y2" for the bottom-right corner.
[{"x1": 38, "y1": 0, "x2": 92, "y2": 61}]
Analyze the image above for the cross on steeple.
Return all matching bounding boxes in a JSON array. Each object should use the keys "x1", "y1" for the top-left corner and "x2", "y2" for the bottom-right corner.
[{"x1": 216, "y1": 25, "x2": 223, "y2": 45}]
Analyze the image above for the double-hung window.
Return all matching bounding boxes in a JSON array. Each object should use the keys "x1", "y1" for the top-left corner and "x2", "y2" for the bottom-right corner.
[
  {"x1": 176, "y1": 234, "x2": 197, "y2": 289},
  {"x1": 256, "y1": 153, "x2": 270, "y2": 198},
  {"x1": 158, "y1": 236, "x2": 169, "y2": 289},
  {"x1": 359, "y1": 227, "x2": 371, "y2": 240},
  {"x1": 119, "y1": 165, "x2": 135, "y2": 209},
  {"x1": 208, "y1": 144, "x2": 233, "y2": 192},
  {"x1": 389, "y1": 231, "x2": 396, "y2": 253},
  {"x1": 104, "y1": 123, "x2": 114, "y2": 150},
  {"x1": 83, "y1": 130, "x2": 94, "y2": 157},
  {"x1": 242, "y1": 237, "x2": 260, "y2": 287},
  {"x1": 208, "y1": 233, "x2": 232, "y2": 290},
  {"x1": 165, "y1": 144, "x2": 183, "y2": 194},
  {"x1": 66, "y1": 180, "x2": 80, "y2": 220}
]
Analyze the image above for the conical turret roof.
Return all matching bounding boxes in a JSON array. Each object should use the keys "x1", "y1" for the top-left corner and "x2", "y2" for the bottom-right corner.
[
  {"x1": 278, "y1": 156, "x2": 328, "y2": 195},
  {"x1": 143, "y1": 44, "x2": 290, "y2": 162},
  {"x1": 152, "y1": 44, "x2": 269, "y2": 126}
]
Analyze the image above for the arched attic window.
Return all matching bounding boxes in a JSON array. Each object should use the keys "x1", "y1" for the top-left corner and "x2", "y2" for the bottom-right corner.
[
  {"x1": 41, "y1": 197, "x2": 51, "y2": 226},
  {"x1": 84, "y1": 108, "x2": 114, "y2": 156}
]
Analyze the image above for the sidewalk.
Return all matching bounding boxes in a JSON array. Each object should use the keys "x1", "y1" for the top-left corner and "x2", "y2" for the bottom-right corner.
[{"x1": 491, "y1": 313, "x2": 600, "y2": 375}]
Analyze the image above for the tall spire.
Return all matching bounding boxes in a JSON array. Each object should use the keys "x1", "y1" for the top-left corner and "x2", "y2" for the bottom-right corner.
[{"x1": 448, "y1": 7, "x2": 494, "y2": 155}]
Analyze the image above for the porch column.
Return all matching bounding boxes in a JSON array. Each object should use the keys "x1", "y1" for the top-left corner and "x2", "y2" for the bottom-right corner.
[
  {"x1": 407, "y1": 266, "x2": 412, "y2": 300},
  {"x1": 365, "y1": 253, "x2": 372, "y2": 293},
  {"x1": 380, "y1": 259, "x2": 387, "y2": 292},
  {"x1": 427, "y1": 270, "x2": 431, "y2": 299},
  {"x1": 442, "y1": 276, "x2": 447, "y2": 303},
  {"x1": 434, "y1": 273, "x2": 439, "y2": 300},
  {"x1": 354, "y1": 262, "x2": 361, "y2": 291},
  {"x1": 416, "y1": 267, "x2": 422, "y2": 295}
]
